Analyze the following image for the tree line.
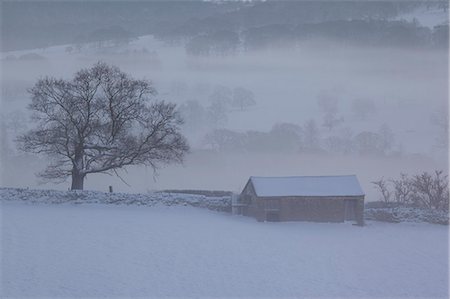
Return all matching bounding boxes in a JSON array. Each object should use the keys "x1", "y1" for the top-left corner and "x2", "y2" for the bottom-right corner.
[
  {"x1": 202, "y1": 122, "x2": 396, "y2": 157},
  {"x1": 4, "y1": 1, "x2": 447, "y2": 51},
  {"x1": 185, "y1": 20, "x2": 448, "y2": 57}
]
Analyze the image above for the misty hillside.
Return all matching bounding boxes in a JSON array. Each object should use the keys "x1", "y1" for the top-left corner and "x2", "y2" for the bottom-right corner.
[
  {"x1": 2, "y1": 1, "x2": 448, "y2": 51},
  {"x1": 1, "y1": 1, "x2": 448, "y2": 197}
]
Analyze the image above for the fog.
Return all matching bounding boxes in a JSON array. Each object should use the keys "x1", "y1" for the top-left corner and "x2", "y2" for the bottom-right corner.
[{"x1": 1, "y1": 2, "x2": 448, "y2": 201}]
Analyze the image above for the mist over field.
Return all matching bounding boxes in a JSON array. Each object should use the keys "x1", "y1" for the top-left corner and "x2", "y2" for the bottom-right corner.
[{"x1": 0, "y1": 1, "x2": 448, "y2": 199}]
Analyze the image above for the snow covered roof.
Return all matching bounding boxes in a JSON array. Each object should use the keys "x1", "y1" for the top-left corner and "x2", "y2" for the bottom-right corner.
[{"x1": 249, "y1": 175, "x2": 365, "y2": 197}]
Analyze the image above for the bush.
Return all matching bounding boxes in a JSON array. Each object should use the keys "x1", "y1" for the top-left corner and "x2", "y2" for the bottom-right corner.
[{"x1": 372, "y1": 170, "x2": 449, "y2": 212}]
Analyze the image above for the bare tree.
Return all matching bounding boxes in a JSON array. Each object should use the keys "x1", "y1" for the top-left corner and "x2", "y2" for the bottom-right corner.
[
  {"x1": 410, "y1": 170, "x2": 449, "y2": 211},
  {"x1": 18, "y1": 62, "x2": 189, "y2": 190},
  {"x1": 372, "y1": 177, "x2": 392, "y2": 205},
  {"x1": 232, "y1": 87, "x2": 256, "y2": 111},
  {"x1": 390, "y1": 173, "x2": 412, "y2": 205},
  {"x1": 317, "y1": 93, "x2": 343, "y2": 131},
  {"x1": 430, "y1": 107, "x2": 448, "y2": 149}
]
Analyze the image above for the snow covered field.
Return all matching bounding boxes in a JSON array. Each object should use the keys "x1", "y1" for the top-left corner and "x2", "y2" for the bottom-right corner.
[{"x1": 1, "y1": 201, "x2": 448, "y2": 298}]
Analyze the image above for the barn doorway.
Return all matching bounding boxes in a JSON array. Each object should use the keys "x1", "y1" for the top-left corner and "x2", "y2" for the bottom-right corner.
[
  {"x1": 344, "y1": 199, "x2": 357, "y2": 221},
  {"x1": 266, "y1": 212, "x2": 280, "y2": 222}
]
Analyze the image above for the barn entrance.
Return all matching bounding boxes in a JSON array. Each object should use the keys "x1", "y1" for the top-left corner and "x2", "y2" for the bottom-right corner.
[
  {"x1": 344, "y1": 199, "x2": 357, "y2": 221},
  {"x1": 265, "y1": 212, "x2": 280, "y2": 222}
]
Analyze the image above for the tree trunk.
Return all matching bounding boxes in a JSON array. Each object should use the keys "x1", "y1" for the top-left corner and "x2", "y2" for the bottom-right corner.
[
  {"x1": 71, "y1": 170, "x2": 85, "y2": 190},
  {"x1": 71, "y1": 172, "x2": 85, "y2": 190},
  {"x1": 71, "y1": 144, "x2": 85, "y2": 190}
]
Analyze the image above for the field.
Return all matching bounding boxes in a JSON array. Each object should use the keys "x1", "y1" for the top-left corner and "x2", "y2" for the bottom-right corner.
[{"x1": 1, "y1": 201, "x2": 448, "y2": 298}]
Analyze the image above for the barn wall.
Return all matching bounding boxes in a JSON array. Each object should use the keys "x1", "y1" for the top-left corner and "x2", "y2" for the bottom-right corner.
[
  {"x1": 355, "y1": 197, "x2": 365, "y2": 225},
  {"x1": 239, "y1": 180, "x2": 365, "y2": 224},
  {"x1": 240, "y1": 181, "x2": 265, "y2": 221},
  {"x1": 282, "y1": 197, "x2": 345, "y2": 222},
  {"x1": 254, "y1": 196, "x2": 365, "y2": 223}
]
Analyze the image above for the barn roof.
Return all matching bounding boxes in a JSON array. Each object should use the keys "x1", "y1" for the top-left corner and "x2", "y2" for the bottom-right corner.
[{"x1": 249, "y1": 175, "x2": 365, "y2": 197}]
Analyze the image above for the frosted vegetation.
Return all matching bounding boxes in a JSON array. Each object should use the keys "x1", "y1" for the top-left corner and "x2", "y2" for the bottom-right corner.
[{"x1": 0, "y1": 187, "x2": 232, "y2": 212}]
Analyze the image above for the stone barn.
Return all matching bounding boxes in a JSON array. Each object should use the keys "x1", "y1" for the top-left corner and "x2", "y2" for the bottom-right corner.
[{"x1": 238, "y1": 175, "x2": 365, "y2": 225}]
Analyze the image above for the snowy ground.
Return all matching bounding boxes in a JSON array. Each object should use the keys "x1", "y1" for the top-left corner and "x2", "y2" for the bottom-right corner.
[
  {"x1": 0, "y1": 187, "x2": 231, "y2": 212},
  {"x1": 1, "y1": 201, "x2": 448, "y2": 298}
]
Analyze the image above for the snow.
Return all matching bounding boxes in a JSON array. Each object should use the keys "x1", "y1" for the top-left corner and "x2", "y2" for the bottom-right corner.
[
  {"x1": 250, "y1": 175, "x2": 365, "y2": 197},
  {"x1": 0, "y1": 187, "x2": 231, "y2": 212},
  {"x1": 365, "y1": 206, "x2": 449, "y2": 225},
  {"x1": 1, "y1": 200, "x2": 448, "y2": 298}
]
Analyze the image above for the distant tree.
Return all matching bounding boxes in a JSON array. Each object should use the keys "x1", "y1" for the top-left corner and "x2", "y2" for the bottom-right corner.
[
  {"x1": 324, "y1": 128, "x2": 354, "y2": 154},
  {"x1": 378, "y1": 124, "x2": 394, "y2": 153},
  {"x1": 232, "y1": 87, "x2": 256, "y2": 111},
  {"x1": 203, "y1": 129, "x2": 244, "y2": 152},
  {"x1": 186, "y1": 35, "x2": 211, "y2": 56},
  {"x1": 372, "y1": 177, "x2": 392, "y2": 205},
  {"x1": 178, "y1": 100, "x2": 206, "y2": 131},
  {"x1": 65, "y1": 46, "x2": 74, "y2": 54},
  {"x1": 243, "y1": 130, "x2": 272, "y2": 152},
  {"x1": 18, "y1": 62, "x2": 189, "y2": 190},
  {"x1": 432, "y1": 24, "x2": 449, "y2": 48},
  {"x1": 438, "y1": 1, "x2": 449, "y2": 12},
  {"x1": 244, "y1": 24, "x2": 295, "y2": 51},
  {"x1": 186, "y1": 30, "x2": 239, "y2": 56},
  {"x1": 430, "y1": 107, "x2": 448, "y2": 149},
  {"x1": 207, "y1": 85, "x2": 232, "y2": 127},
  {"x1": 354, "y1": 131, "x2": 384, "y2": 156},
  {"x1": 351, "y1": 98, "x2": 376, "y2": 121},
  {"x1": 209, "y1": 30, "x2": 240, "y2": 56},
  {"x1": 207, "y1": 100, "x2": 228, "y2": 127},
  {"x1": 192, "y1": 83, "x2": 212, "y2": 98},
  {"x1": 317, "y1": 93, "x2": 343, "y2": 130},
  {"x1": 209, "y1": 85, "x2": 232, "y2": 107},
  {"x1": 269, "y1": 122, "x2": 303, "y2": 152},
  {"x1": 87, "y1": 25, "x2": 134, "y2": 48},
  {"x1": 303, "y1": 119, "x2": 320, "y2": 151},
  {"x1": 19, "y1": 53, "x2": 46, "y2": 61}
]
